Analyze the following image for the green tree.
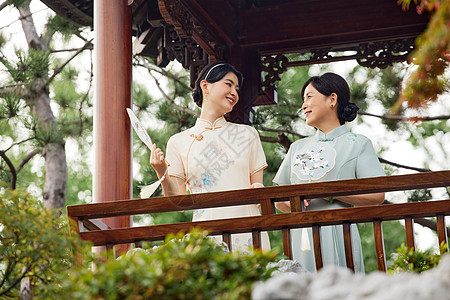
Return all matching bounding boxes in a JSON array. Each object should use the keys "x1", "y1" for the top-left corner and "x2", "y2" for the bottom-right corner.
[
  {"x1": 396, "y1": 0, "x2": 450, "y2": 111},
  {"x1": 0, "y1": 0, "x2": 92, "y2": 209}
]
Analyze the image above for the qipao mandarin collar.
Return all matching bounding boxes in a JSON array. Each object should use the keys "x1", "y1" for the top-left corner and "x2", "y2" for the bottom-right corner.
[
  {"x1": 194, "y1": 116, "x2": 228, "y2": 130},
  {"x1": 315, "y1": 125, "x2": 349, "y2": 142}
]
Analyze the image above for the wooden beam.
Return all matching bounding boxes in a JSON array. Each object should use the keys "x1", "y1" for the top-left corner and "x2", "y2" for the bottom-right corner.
[
  {"x1": 67, "y1": 171, "x2": 450, "y2": 219},
  {"x1": 238, "y1": 0, "x2": 429, "y2": 53},
  {"x1": 77, "y1": 199, "x2": 450, "y2": 246}
]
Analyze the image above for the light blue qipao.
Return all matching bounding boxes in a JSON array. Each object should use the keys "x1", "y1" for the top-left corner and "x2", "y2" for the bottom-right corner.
[{"x1": 273, "y1": 125, "x2": 385, "y2": 272}]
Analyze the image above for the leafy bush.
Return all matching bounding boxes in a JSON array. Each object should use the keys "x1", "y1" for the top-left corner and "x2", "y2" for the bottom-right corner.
[
  {"x1": 0, "y1": 187, "x2": 92, "y2": 298},
  {"x1": 52, "y1": 230, "x2": 278, "y2": 300},
  {"x1": 388, "y1": 242, "x2": 447, "y2": 273}
]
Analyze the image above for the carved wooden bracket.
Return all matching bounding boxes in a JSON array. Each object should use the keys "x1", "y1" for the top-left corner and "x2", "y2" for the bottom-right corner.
[
  {"x1": 261, "y1": 37, "x2": 416, "y2": 91},
  {"x1": 357, "y1": 38, "x2": 415, "y2": 69},
  {"x1": 158, "y1": 0, "x2": 226, "y2": 61},
  {"x1": 261, "y1": 54, "x2": 289, "y2": 91},
  {"x1": 158, "y1": 25, "x2": 209, "y2": 88}
]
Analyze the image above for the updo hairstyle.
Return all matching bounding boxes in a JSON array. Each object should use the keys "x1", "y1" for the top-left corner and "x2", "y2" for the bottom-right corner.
[
  {"x1": 192, "y1": 62, "x2": 243, "y2": 108},
  {"x1": 301, "y1": 72, "x2": 359, "y2": 125}
]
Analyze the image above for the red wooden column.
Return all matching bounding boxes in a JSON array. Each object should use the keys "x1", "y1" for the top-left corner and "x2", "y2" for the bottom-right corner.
[{"x1": 93, "y1": 0, "x2": 132, "y2": 253}]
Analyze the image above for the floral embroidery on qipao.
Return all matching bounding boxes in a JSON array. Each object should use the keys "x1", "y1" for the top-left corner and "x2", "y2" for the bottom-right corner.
[
  {"x1": 201, "y1": 172, "x2": 214, "y2": 189},
  {"x1": 292, "y1": 142, "x2": 336, "y2": 181}
]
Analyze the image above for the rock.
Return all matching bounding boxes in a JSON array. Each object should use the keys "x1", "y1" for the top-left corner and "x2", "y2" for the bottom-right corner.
[
  {"x1": 253, "y1": 254, "x2": 450, "y2": 300},
  {"x1": 267, "y1": 259, "x2": 309, "y2": 275}
]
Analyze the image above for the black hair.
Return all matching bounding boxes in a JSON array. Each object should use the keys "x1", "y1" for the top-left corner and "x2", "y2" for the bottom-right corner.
[
  {"x1": 301, "y1": 72, "x2": 359, "y2": 125},
  {"x1": 192, "y1": 62, "x2": 244, "y2": 107}
]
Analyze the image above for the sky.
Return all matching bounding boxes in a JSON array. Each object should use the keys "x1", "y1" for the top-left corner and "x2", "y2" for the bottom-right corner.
[{"x1": 1, "y1": 0, "x2": 449, "y2": 252}]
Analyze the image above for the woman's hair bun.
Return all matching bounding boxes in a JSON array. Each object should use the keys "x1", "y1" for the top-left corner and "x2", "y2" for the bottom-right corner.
[
  {"x1": 192, "y1": 88, "x2": 202, "y2": 107},
  {"x1": 342, "y1": 103, "x2": 359, "y2": 122}
]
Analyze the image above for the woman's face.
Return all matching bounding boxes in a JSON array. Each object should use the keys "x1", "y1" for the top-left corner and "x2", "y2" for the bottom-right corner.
[
  {"x1": 301, "y1": 83, "x2": 333, "y2": 128},
  {"x1": 203, "y1": 72, "x2": 239, "y2": 114}
]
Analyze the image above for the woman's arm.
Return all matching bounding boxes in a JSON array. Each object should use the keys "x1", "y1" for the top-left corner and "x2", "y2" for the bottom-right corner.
[
  {"x1": 334, "y1": 193, "x2": 385, "y2": 206},
  {"x1": 250, "y1": 169, "x2": 264, "y2": 188},
  {"x1": 275, "y1": 201, "x2": 291, "y2": 213}
]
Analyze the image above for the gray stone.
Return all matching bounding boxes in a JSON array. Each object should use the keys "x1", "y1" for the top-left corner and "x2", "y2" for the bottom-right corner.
[
  {"x1": 253, "y1": 254, "x2": 450, "y2": 300},
  {"x1": 267, "y1": 259, "x2": 309, "y2": 275}
]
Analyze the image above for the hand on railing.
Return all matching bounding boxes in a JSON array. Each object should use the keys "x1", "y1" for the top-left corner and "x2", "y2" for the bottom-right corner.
[{"x1": 250, "y1": 182, "x2": 264, "y2": 189}]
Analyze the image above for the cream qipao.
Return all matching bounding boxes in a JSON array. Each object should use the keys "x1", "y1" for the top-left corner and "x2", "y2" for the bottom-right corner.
[{"x1": 292, "y1": 142, "x2": 336, "y2": 182}]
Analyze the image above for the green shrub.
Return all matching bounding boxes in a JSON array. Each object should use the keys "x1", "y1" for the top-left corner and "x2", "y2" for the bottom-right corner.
[
  {"x1": 0, "y1": 187, "x2": 92, "y2": 298},
  {"x1": 388, "y1": 242, "x2": 447, "y2": 274},
  {"x1": 52, "y1": 229, "x2": 278, "y2": 300}
]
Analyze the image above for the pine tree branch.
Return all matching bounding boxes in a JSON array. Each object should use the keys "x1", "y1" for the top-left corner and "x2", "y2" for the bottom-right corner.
[
  {"x1": 378, "y1": 157, "x2": 431, "y2": 173},
  {"x1": 0, "y1": 6, "x2": 47, "y2": 30},
  {"x1": 3, "y1": 137, "x2": 36, "y2": 153},
  {"x1": 39, "y1": 38, "x2": 93, "y2": 91},
  {"x1": 260, "y1": 133, "x2": 293, "y2": 151},
  {"x1": 133, "y1": 59, "x2": 191, "y2": 91},
  {"x1": 76, "y1": 54, "x2": 93, "y2": 135},
  {"x1": 257, "y1": 125, "x2": 431, "y2": 172},
  {"x1": 255, "y1": 125, "x2": 307, "y2": 138},
  {"x1": 50, "y1": 45, "x2": 93, "y2": 53},
  {"x1": 18, "y1": 4, "x2": 48, "y2": 50},
  {"x1": 0, "y1": 1, "x2": 9, "y2": 12},
  {"x1": 359, "y1": 111, "x2": 450, "y2": 122},
  {"x1": 0, "y1": 86, "x2": 27, "y2": 99},
  {"x1": 18, "y1": 148, "x2": 41, "y2": 173},
  {"x1": 0, "y1": 150, "x2": 16, "y2": 189},
  {"x1": 147, "y1": 70, "x2": 200, "y2": 118}
]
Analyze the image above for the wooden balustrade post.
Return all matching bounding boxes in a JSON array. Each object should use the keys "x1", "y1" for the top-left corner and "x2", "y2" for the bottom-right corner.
[
  {"x1": 342, "y1": 222, "x2": 355, "y2": 272},
  {"x1": 260, "y1": 198, "x2": 275, "y2": 215},
  {"x1": 282, "y1": 227, "x2": 293, "y2": 259},
  {"x1": 290, "y1": 196, "x2": 303, "y2": 212},
  {"x1": 436, "y1": 215, "x2": 448, "y2": 253},
  {"x1": 252, "y1": 230, "x2": 262, "y2": 249},
  {"x1": 404, "y1": 217, "x2": 416, "y2": 250},
  {"x1": 373, "y1": 220, "x2": 387, "y2": 272},
  {"x1": 222, "y1": 232, "x2": 232, "y2": 252},
  {"x1": 312, "y1": 225, "x2": 323, "y2": 270}
]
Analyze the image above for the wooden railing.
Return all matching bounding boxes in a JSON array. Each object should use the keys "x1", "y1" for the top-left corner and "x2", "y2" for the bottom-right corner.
[{"x1": 67, "y1": 171, "x2": 450, "y2": 272}]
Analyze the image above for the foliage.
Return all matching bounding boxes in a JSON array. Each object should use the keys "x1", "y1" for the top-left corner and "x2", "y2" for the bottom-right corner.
[
  {"x1": 388, "y1": 242, "x2": 447, "y2": 273},
  {"x1": 51, "y1": 229, "x2": 278, "y2": 300},
  {"x1": 0, "y1": 186, "x2": 92, "y2": 298},
  {"x1": 396, "y1": 0, "x2": 450, "y2": 111}
]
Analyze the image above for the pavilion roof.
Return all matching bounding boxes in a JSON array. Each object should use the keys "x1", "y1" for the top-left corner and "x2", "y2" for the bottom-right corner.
[{"x1": 41, "y1": 0, "x2": 429, "y2": 122}]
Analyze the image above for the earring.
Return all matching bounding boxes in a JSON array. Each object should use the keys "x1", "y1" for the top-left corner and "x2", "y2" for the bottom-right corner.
[{"x1": 330, "y1": 104, "x2": 334, "y2": 108}]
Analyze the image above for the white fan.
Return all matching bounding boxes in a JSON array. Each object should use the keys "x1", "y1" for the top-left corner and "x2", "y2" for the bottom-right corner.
[{"x1": 126, "y1": 108, "x2": 168, "y2": 198}]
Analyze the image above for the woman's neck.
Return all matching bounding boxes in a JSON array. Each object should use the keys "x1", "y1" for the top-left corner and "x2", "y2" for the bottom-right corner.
[
  {"x1": 199, "y1": 108, "x2": 223, "y2": 123},
  {"x1": 317, "y1": 120, "x2": 342, "y2": 135}
]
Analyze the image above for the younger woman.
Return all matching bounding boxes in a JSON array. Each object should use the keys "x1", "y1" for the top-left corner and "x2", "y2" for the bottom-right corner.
[
  {"x1": 150, "y1": 62, "x2": 270, "y2": 252},
  {"x1": 273, "y1": 72, "x2": 385, "y2": 272}
]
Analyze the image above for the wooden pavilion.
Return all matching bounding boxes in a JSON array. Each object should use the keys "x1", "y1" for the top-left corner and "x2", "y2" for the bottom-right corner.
[{"x1": 41, "y1": 0, "x2": 444, "y2": 260}]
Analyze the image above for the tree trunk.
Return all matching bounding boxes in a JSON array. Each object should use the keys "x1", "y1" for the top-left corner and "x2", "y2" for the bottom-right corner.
[{"x1": 17, "y1": 3, "x2": 67, "y2": 210}]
